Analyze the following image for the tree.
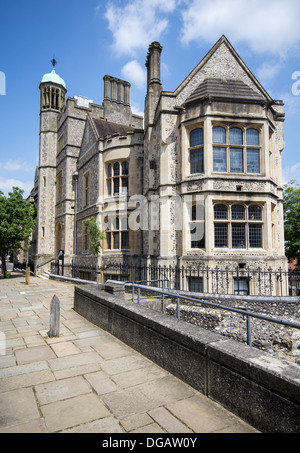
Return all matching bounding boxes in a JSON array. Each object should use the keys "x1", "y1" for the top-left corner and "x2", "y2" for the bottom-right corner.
[
  {"x1": 0, "y1": 187, "x2": 36, "y2": 278},
  {"x1": 84, "y1": 217, "x2": 106, "y2": 256},
  {"x1": 283, "y1": 180, "x2": 300, "y2": 265}
]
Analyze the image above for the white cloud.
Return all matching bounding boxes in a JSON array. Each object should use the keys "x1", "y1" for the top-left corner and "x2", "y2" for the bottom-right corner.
[
  {"x1": 257, "y1": 60, "x2": 284, "y2": 84},
  {"x1": 280, "y1": 91, "x2": 300, "y2": 116},
  {"x1": 180, "y1": 0, "x2": 300, "y2": 56},
  {"x1": 0, "y1": 177, "x2": 33, "y2": 197},
  {"x1": 121, "y1": 60, "x2": 146, "y2": 89},
  {"x1": 282, "y1": 163, "x2": 300, "y2": 185},
  {"x1": 104, "y1": 0, "x2": 177, "y2": 55},
  {"x1": 0, "y1": 159, "x2": 34, "y2": 172}
]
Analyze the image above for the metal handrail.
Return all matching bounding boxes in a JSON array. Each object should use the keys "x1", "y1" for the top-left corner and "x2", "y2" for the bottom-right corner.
[{"x1": 124, "y1": 282, "x2": 300, "y2": 347}]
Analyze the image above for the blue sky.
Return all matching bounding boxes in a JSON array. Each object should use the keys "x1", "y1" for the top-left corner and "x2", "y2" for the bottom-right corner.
[{"x1": 1, "y1": 0, "x2": 300, "y2": 198}]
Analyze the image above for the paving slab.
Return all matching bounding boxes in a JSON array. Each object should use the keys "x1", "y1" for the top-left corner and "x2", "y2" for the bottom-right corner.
[
  {"x1": 50, "y1": 340, "x2": 81, "y2": 357},
  {"x1": 0, "y1": 273, "x2": 259, "y2": 433},
  {"x1": 15, "y1": 345, "x2": 56, "y2": 365},
  {"x1": 35, "y1": 375, "x2": 92, "y2": 405},
  {"x1": 148, "y1": 407, "x2": 193, "y2": 433},
  {"x1": 0, "y1": 388, "x2": 40, "y2": 428},
  {"x1": 61, "y1": 417, "x2": 124, "y2": 433},
  {"x1": 40, "y1": 393, "x2": 111, "y2": 432},
  {"x1": 84, "y1": 370, "x2": 118, "y2": 395},
  {"x1": 0, "y1": 369, "x2": 55, "y2": 392},
  {"x1": 0, "y1": 418, "x2": 48, "y2": 433}
]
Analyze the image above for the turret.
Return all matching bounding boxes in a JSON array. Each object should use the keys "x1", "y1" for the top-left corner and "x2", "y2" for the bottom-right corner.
[{"x1": 35, "y1": 60, "x2": 67, "y2": 273}]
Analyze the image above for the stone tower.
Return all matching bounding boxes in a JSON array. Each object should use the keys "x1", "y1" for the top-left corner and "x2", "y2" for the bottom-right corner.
[{"x1": 35, "y1": 65, "x2": 67, "y2": 273}]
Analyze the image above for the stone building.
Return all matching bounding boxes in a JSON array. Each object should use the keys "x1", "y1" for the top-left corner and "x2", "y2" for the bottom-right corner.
[{"x1": 30, "y1": 35, "x2": 288, "y2": 295}]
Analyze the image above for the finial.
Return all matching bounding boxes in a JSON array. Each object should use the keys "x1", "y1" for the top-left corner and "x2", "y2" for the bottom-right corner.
[{"x1": 51, "y1": 55, "x2": 57, "y2": 68}]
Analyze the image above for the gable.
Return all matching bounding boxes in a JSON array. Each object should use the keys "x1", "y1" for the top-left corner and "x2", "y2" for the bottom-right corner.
[
  {"x1": 174, "y1": 35, "x2": 272, "y2": 107},
  {"x1": 79, "y1": 115, "x2": 98, "y2": 158}
]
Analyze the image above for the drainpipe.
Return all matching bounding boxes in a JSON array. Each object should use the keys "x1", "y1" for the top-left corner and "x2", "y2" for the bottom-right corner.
[
  {"x1": 139, "y1": 156, "x2": 144, "y2": 280},
  {"x1": 72, "y1": 171, "x2": 79, "y2": 277}
]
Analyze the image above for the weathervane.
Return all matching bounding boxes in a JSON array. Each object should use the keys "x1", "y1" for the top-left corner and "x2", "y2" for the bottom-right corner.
[{"x1": 51, "y1": 55, "x2": 57, "y2": 68}]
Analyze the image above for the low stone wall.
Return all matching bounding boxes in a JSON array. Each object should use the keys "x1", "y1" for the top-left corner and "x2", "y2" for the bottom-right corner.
[
  {"x1": 165, "y1": 292, "x2": 300, "y2": 364},
  {"x1": 74, "y1": 284, "x2": 300, "y2": 433}
]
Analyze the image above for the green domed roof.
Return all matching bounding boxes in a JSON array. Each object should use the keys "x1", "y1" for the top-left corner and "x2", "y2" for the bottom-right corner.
[{"x1": 41, "y1": 68, "x2": 66, "y2": 89}]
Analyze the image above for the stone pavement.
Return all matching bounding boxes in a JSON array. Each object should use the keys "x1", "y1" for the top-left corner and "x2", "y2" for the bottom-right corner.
[{"x1": 0, "y1": 273, "x2": 259, "y2": 434}]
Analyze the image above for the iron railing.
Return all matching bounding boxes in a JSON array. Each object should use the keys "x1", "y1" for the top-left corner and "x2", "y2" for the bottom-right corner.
[
  {"x1": 118, "y1": 281, "x2": 300, "y2": 348},
  {"x1": 50, "y1": 261, "x2": 300, "y2": 297}
]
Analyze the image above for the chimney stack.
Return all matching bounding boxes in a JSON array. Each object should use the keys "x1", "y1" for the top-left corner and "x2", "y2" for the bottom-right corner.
[{"x1": 145, "y1": 42, "x2": 163, "y2": 128}]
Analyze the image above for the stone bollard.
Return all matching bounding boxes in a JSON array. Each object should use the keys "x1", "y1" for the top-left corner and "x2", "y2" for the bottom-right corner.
[
  {"x1": 25, "y1": 266, "x2": 30, "y2": 285},
  {"x1": 48, "y1": 295, "x2": 60, "y2": 337}
]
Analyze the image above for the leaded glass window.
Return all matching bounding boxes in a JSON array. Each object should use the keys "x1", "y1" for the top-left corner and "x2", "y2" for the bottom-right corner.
[{"x1": 190, "y1": 128, "x2": 203, "y2": 147}]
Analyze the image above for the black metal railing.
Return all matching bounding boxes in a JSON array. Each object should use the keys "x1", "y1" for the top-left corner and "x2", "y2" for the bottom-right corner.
[{"x1": 50, "y1": 261, "x2": 300, "y2": 297}]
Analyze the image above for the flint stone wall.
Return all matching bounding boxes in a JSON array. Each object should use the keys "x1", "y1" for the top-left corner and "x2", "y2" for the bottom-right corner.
[
  {"x1": 74, "y1": 284, "x2": 300, "y2": 433},
  {"x1": 163, "y1": 291, "x2": 300, "y2": 364}
]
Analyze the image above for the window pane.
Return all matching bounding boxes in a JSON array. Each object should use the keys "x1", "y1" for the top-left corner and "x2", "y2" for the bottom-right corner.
[
  {"x1": 121, "y1": 217, "x2": 128, "y2": 230},
  {"x1": 121, "y1": 177, "x2": 128, "y2": 195},
  {"x1": 113, "y1": 232, "x2": 119, "y2": 249},
  {"x1": 190, "y1": 128, "x2": 203, "y2": 147},
  {"x1": 232, "y1": 224, "x2": 246, "y2": 248},
  {"x1": 213, "y1": 147, "x2": 227, "y2": 171},
  {"x1": 231, "y1": 205, "x2": 245, "y2": 220},
  {"x1": 108, "y1": 164, "x2": 112, "y2": 177},
  {"x1": 122, "y1": 161, "x2": 129, "y2": 175},
  {"x1": 234, "y1": 278, "x2": 249, "y2": 295},
  {"x1": 121, "y1": 231, "x2": 129, "y2": 249},
  {"x1": 189, "y1": 277, "x2": 203, "y2": 293},
  {"x1": 213, "y1": 126, "x2": 226, "y2": 144},
  {"x1": 230, "y1": 148, "x2": 243, "y2": 173},
  {"x1": 106, "y1": 232, "x2": 111, "y2": 249},
  {"x1": 190, "y1": 223, "x2": 205, "y2": 248},
  {"x1": 113, "y1": 162, "x2": 120, "y2": 176},
  {"x1": 192, "y1": 204, "x2": 204, "y2": 221},
  {"x1": 248, "y1": 205, "x2": 262, "y2": 221},
  {"x1": 113, "y1": 178, "x2": 119, "y2": 195},
  {"x1": 190, "y1": 148, "x2": 203, "y2": 173},
  {"x1": 249, "y1": 224, "x2": 262, "y2": 248},
  {"x1": 107, "y1": 179, "x2": 111, "y2": 195},
  {"x1": 114, "y1": 217, "x2": 119, "y2": 230},
  {"x1": 246, "y1": 129, "x2": 259, "y2": 146},
  {"x1": 247, "y1": 149, "x2": 260, "y2": 173},
  {"x1": 230, "y1": 128, "x2": 243, "y2": 145},
  {"x1": 214, "y1": 223, "x2": 228, "y2": 248},
  {"x1": 214, "y1": 204, "x2": 228, "y2": 220}
]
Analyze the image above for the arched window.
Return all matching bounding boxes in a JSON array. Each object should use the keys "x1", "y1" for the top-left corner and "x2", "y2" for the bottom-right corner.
[
  {"x1": 190, "y1": 203, "x2": 205, "y2": 249},
  {"x1": 190, "y1": 128, "x2": 203, "y2": 147},
  {"x1": 214, "y1": 204, "x2": 228, "y2": 220},
  {"x1": 246, "y1": 129, "x2": 259, "y2": 146},
  {"x1": 214, "y1": 204, "x2": 263, "y2": 249},
  {"x1": 213, "y1": 126, "x2": 226, "y2": 144},
  {"x1": 189, "y1": 128, "x2": 204, "y2": 174},
  {"x1": 230, "y1": 127, "x2": 243, "y2": 145},
  {"x1": 107, "y1": 161, "x2": 129, "y2": 196},
  {"x1": 248, "y1": 205, "x2": 262, "y2": 220},
  {"x1": 113, "y1": 162, "x2": 120, "y2": 176},
  {"x1": 231, "y1": 205, "x2": 245, "y2": 220}
]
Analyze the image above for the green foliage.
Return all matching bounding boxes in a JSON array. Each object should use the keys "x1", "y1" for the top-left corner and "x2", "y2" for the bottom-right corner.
[
  {"x1": 283, "y1": 180, "x2": 300, "y2": 263},
  {"x1": 84, "y1": 217, "x2": 106, "y2": 256},
  {"x1": 0, "y1": 187, "x2": 36, "y2": 277}
]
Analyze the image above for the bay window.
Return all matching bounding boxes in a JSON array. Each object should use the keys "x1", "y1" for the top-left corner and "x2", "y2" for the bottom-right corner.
[{"x1": 213, "y1": 126, "x2": 261, "y2": 174}]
